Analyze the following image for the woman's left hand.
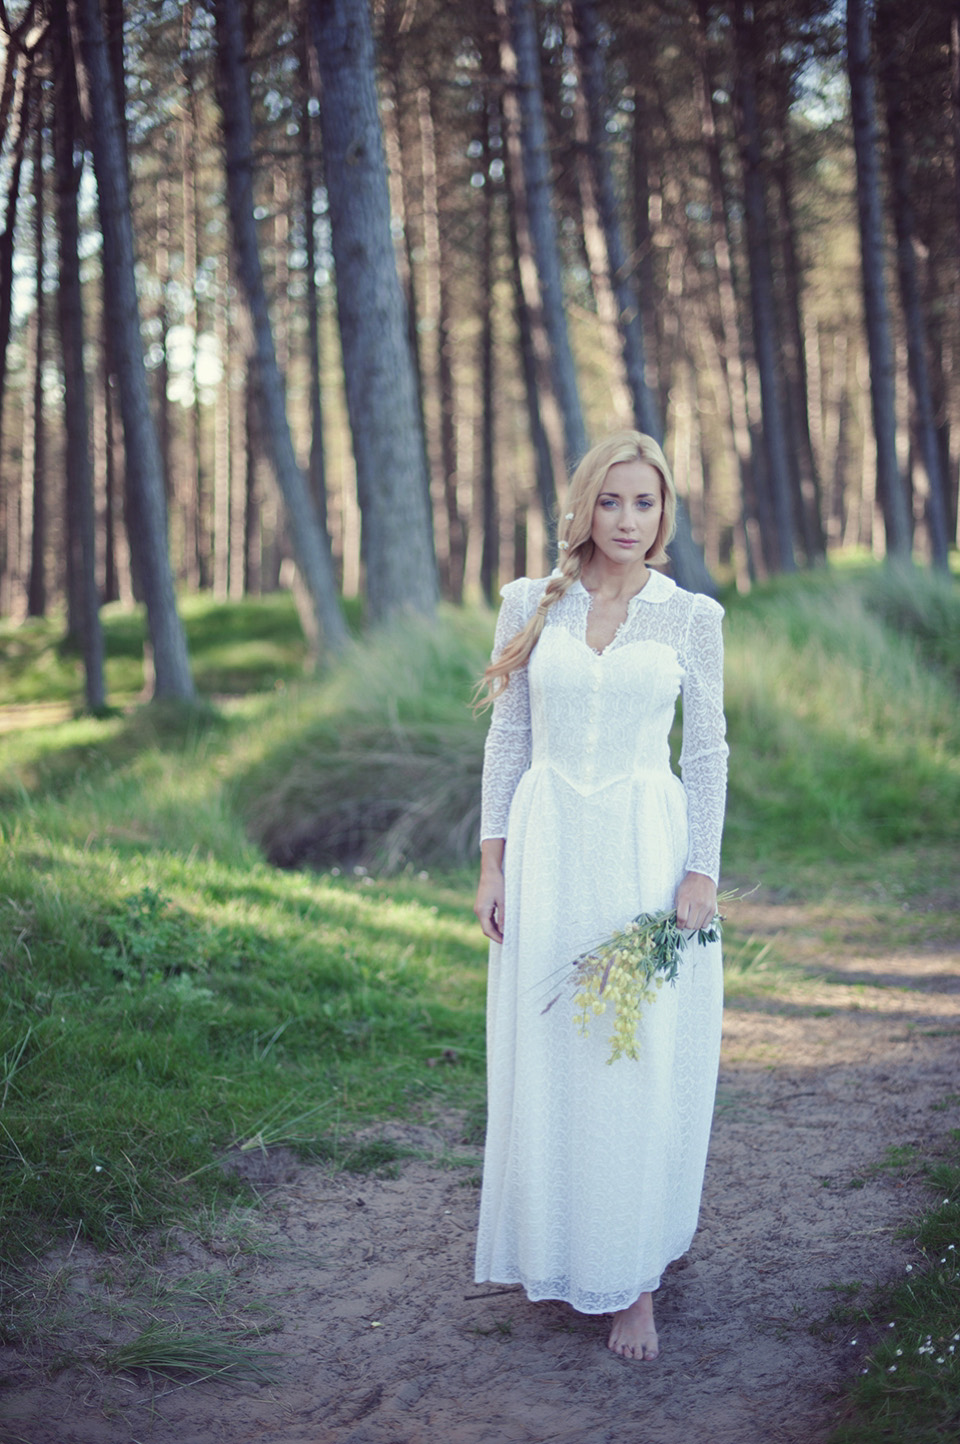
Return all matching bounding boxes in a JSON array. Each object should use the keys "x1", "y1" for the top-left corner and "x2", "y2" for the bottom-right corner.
[{"x1": 675, "y1": 871, "x2": 718, "y2": 932}]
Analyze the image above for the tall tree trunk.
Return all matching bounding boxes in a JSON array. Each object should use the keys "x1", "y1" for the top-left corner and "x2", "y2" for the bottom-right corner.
[
  {"x1": 499, "y1": 13, "x2": 562, "y2": 545},
  {"x1": 733, "y1": 0, "x2": 796, "y2": 572},
  {"x1": 214, "y1": 0, "x2": 349, "y2": 650},
  {"x1": 68, "y1": 0, "x2": 194, "y2": 700},
  {"x1": 418, "y1": 84, "x2": 465, "y2": 601},
  {"x1": 179, "y1": 22, "x2": 206, "y2": 591},
  {"x1": 154, "y1": 170, "x2": 174, "y2": 527},
  {"x1": 694, "y1": 0, "x2": 766, "y2": 580},
  {"x1": 772, "y1": 84, "x2": 827, "y2": 562},
  {"x1": 568, "y1": 0, "x2": 714, "y2": 595},
  {"x1": 569, "y1": 0, "x2": 655, "y2": 435},
  {"x1": 479, "y1": 79, "x2": 498, "y2": 604},
  {"x1": 0, "y1": 50, "x2": 32, "y2": 462},
  {"x1": 881, "y1": 22, "x2": 951, "y2": 568},
  {"x1": 307, "y1": 0, "x2": 437, "y2": 621},
  {"x1": 51, "y1": 0, "x2": 105, "y2": 710},
  {"x1": 297, "y1": 21, "x2": 328, "y2": 533},
  {"x1": 563, "y1": 0, "x2": 632, "y2": 427},
  {"x1": 213, "y1": 250, "x2": 231, "y2": 601},
  {"x1": 500, "y1": 0, "x2": 587, "y2": 469},
  {"x1": 951, "y1": 11, "x2": 960, "y2": 281},
  {"x1": 628, "y1": 41, "x2": 663, "y2": 420},
  {"x1": 25, "y1": 110, "x2": 45, "y2": 617},
  {"x1": 379, "y1": 26, "x2": 434, "y2": 537},
  {"x1": 846, "y1": 0, "x2": 913, "y2": 556}
]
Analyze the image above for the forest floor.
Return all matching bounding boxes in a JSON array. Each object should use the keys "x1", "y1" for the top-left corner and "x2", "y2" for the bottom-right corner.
[{"x1": 2, "y1": 893, "x2": 959, "y2": 1444}]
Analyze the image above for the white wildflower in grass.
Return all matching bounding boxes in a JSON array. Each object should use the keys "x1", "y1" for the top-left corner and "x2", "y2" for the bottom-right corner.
[{"x1": 541, "y1": 900, "x2": 728, "y2": 1065}]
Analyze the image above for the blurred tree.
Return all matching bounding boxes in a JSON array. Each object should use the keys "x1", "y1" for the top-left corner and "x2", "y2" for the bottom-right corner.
[
  {"x1": 50, "y1": 0, "x2": 104, "y2": 709},
  {"x1": 69, "y1": 0, "x2": 195, "y2": 699},
  {"x1": 846, "y1": 0, "x2": 912, "y2": 556},
  {"x1": 213, "y1": 0, "x2": 349, "y2": 653},
  {"x1": 307, "y1": 0, "x2": 438, "y2": 621}
]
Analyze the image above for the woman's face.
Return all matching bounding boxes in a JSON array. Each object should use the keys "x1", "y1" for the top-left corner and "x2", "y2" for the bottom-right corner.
[{"x1": 589, "y1": 460, "x2": 664, "y2": 567}]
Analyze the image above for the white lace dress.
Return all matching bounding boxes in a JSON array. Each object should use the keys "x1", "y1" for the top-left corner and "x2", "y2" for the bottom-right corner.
[{"x1": 474, "y1": 569, "x2": 728, "y2": 1314}]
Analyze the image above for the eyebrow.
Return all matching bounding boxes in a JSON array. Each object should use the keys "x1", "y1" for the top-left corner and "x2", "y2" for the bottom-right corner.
[{"x1": 598, "y1": 490, "x2": 656, "y2": 499}]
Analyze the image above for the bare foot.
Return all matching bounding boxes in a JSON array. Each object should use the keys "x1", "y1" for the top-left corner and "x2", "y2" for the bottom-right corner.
[{"x1": 607, "y1": 1291, "x2": 659, "y2": 1361}]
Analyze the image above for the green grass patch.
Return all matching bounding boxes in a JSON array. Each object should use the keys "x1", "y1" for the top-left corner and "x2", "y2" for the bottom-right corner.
[
  {"x1": 0, "y1": 590, "x2": 320, "y2": 706},
  {"x1": 0, "y1": 669, "x2": 488, "y2": 1263},
  {"x1": 827, "y1": 1132, "x2": 960, "y2": 1444}
]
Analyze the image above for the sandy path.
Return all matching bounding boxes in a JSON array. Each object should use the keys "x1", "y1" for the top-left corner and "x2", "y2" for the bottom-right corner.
[{"x1": 3, "y1": 902, "x2": 959, "y2": 1444}]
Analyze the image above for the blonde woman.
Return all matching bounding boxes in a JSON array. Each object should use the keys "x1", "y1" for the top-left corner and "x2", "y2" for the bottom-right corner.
[{"x1": 473, "y1": 431, "x2": 728, "y2": 1361}]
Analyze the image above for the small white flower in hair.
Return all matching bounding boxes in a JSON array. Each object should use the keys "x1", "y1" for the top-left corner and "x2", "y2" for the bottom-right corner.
[
  {"x1": 565, "y1": 512, "x2": 574, "y2": 520},
  {"x1": 558, "y1": 540, "x2": 569, "y2": 550}
]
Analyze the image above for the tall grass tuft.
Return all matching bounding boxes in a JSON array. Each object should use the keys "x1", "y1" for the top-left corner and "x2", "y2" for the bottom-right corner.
[{"x1": 233, "y1": 607, "x2": 492, "y2": 872}]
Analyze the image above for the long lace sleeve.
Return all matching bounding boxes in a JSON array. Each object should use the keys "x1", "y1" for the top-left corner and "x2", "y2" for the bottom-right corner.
[
  {"x1": 479, "y1": 579, "x2": 535, "y2": 843},
  {"x1": 679, "y1": 594, "x2": 729, "y2": 883}
]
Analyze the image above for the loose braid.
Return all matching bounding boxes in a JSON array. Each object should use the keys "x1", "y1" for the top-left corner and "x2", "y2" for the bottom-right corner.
[
  {"x1": 474, "y1": 553, "x2": 582, "y2": 710},
  {"x1": 474, "y1": 430, "x2": 676, "y2": 712}
]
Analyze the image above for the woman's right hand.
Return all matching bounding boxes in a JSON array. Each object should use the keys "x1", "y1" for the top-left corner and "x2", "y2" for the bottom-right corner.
[{"x1": 474, "y1": 840, "x2": 506, "y2": 944}]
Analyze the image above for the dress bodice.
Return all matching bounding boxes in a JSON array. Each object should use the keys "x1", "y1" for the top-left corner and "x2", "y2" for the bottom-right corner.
[
  {"x1": 529, "y1": 628, "x2": 681, "y2": 792},
  {"x1": 480, "y1": 571, "x2": 728, "y2": 882}
]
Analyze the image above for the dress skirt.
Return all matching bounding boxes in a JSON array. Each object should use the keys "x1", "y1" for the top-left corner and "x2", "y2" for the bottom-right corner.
[{"x1": 474, "y1": 761, "x2": 724, "y2": 1315}]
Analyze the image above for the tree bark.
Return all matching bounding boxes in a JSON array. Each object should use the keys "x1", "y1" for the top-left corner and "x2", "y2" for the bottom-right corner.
[
  {"x1": 51, "y1": 0, "x2": 105, "y2": 710},
  {"x1": 307, "y1": 0, "x2": 437, "y2": 621},
  {"x1": 499, "y1": 11, "x2": 563, "y2": 544},
  {"x1": 881, "y1": 18, "x2": 951, "y2": 568},
  {"x1": 733, "y1": 0, "x2": 796, "y2": 572},
  {"x1": 693, "y1": 0, "x2": 766, "y2": 580},
  {"x1": 569, "y1": 0, "x2": 656, "y2": 435},
  {"x1": 479, "y1": 77, "x2": 498, "y2": 604},
  {"x1": 500, "y1": 0, "x2": 587, "y2": 469},
  {"x1": 25, "y1": 109, "x2": 45, "y2": 617},
  {"x1": 297, "y1": 21, "x2": 328, "y2": 534},
  {"x1": 563, "y1": 0, "x2": 632, "y2": 426},
  {"x1": 214, "y1": 0, "x2": 349, "y2": 650},
  {"x1": 417, "y1": 83, "x2": 465, "y2": 601},
  {"x1": 772, "y1": 81, "x2": 826, "y2": 562},
  {"x1": 68, "y1": 0, "x2": 194, "y2": 699},
  {"x1": 0, "y1": 46, "x2": 31, "y2": 464},
  {"x1": 846, "y1": 0, "x2": 913, "y2": 556}
]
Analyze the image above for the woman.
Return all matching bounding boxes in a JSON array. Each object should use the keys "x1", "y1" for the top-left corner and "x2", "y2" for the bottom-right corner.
[{"x1": 473, "y1": 431, "x2": 728, "y2": 1362}]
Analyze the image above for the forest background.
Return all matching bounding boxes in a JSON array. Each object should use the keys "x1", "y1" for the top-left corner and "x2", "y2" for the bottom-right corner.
[
  {"x1": 0, "y1": 0, "x2": 958, "y2": 692},
  {"x1": 1, "y1": 3, "x2": 960, "y2": 1439}
]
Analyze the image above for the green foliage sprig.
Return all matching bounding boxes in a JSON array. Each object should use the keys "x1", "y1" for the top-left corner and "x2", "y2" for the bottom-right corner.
[{"x1": 542, "y1": 901, "x2": 729, "y2": 1065}]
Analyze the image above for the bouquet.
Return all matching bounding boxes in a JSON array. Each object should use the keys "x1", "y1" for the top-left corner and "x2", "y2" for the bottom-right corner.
[{"x1": 541, "y1": 904, "x2": 725, "y2": 1065}]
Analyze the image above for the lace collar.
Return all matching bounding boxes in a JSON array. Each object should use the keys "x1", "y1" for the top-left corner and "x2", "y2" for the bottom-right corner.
[{"x1": 566, "y1": 568, "x2": 676, "y2": 607}]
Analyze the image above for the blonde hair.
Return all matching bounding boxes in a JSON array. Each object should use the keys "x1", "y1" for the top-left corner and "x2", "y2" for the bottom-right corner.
[{"x1": 476, "y1": 431, "x2": 676, "y2": 709}]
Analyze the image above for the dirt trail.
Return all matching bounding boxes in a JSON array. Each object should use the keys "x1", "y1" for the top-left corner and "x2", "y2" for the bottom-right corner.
[{"x1": 3, "y1": 901, "x2": 959, "y2": 1444}]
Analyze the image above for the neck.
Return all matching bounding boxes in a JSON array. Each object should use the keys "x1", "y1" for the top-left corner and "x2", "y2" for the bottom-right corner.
[{"x1": 581, "y1": 554, "x2": 651, "y2": 601}]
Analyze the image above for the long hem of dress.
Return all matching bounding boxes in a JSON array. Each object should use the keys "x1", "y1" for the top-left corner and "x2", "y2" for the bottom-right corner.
[{"x1": 473, "y1": 1249, "x2": 694, "y2": 1315}]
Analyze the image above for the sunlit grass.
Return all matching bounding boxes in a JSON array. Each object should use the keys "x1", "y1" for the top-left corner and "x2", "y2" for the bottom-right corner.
[
  {"x1": 0, "y1": 590, "x2": 317, "y2": 706},
  {"x1": 826, "y1": 1138, "x2": 960, "y2": 1444}
]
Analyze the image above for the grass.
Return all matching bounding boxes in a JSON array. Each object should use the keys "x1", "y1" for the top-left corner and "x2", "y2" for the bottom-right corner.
[
  {"x1": 92, "y1": 1319, "x2": 281, "y2": 1383},
  {"x1": 0, "y1": 590, "x2": 320, "y2": 707},
  {"x1": 826, "y1": 1134, "x2": 960, "y2": 1444},
  {"x1": 0, "y1": 563, "x2": 959, "y2": 1435}
]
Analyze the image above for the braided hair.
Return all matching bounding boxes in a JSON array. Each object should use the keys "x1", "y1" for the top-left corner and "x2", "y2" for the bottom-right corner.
[{"x1": 476, "y1": 431, "x2": 676, "y2": 709}]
